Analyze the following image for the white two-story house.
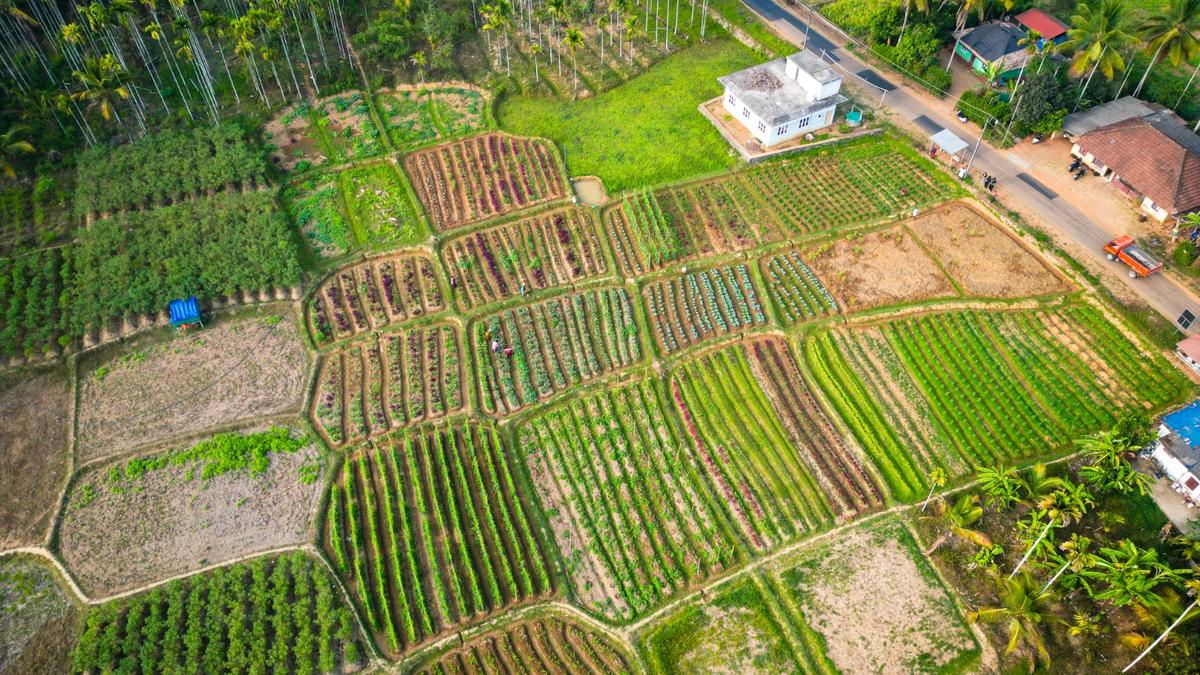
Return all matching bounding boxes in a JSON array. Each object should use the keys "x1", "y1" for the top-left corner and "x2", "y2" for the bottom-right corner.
[{"x1": 718, "y1": 50, "x2": 848, "y2": 148}]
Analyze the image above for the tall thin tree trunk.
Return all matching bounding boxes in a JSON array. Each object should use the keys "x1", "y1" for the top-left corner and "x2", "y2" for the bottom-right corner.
[
  {"x1": 1135, "y1": 41, "x2": 1167, "y2": 98},
  {"x1": 1122, "y1": 598, "x2": 1199, "y2": 673}
]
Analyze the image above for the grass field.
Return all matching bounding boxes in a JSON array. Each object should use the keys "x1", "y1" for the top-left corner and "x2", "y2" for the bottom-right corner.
[{"x1": 496, "y1": 36, "x2": 759, "y2": 192}]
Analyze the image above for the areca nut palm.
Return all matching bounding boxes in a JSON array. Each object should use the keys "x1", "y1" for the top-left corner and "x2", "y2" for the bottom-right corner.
[
  {"x1": 72, "y1": 54, "x2": 130, "y2": 122},
  {"x1": 0, "y1": 124, "x2": 35, "y2": 179},
  {"x1": 921, "y1": 492, "x2": 993, "y2": 554},
  {"x1": 1123, "y1": 578, "x2": 1200, "y2": 672}
]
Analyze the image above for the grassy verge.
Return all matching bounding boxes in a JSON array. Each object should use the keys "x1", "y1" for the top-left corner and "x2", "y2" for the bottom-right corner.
[
  {"x1": 706, "y1": 0, "x2": 797, "y2": 57},
  {"x1": 496, "y1": 34, "x2": 759, "y2": 193}
]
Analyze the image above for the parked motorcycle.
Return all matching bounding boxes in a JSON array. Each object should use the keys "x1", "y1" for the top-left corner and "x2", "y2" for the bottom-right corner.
[{"x1": 1074, "y1": 168, "x2": 1087, "y2": 180}]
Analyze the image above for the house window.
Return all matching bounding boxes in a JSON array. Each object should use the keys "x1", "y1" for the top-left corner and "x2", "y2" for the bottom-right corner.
[
  {"x1": 797, "y1": 116, "x2": 811, "y2": 129},
  {"x1": 727, "y1": 93, "x2": 736, "y2": 105},
  {"x1": 777, "y1": 124, "x2": 788, "y2": 135},
  {"x1": 742, "y1": 106, "x2": 750, "y2": 119},
  {"x1": 757, "y1": 121, "x2": 767, "y2": 133}
]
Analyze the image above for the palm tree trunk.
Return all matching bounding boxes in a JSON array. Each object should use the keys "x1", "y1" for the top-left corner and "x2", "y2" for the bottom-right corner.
[
  {"x1": 572, "y1": 52, "x2": 578, "y2": 99},
  {"x1": 1178, "y1": 58, "x2": 1200, "y2": 109},
  {"x1": 1011, "y1": 519, "x2": 1055, "y2": 579},
  {"x1": 1074, "y1": 46, "x2": 1106, "y2": 112},
  {"x1": 921, "y1": 483, "x2": 937, "y2": 512},
  {"x1": 1134, "y1": 41, "x2": 1168, "y2": 98},
  {"x1": 898, "y1": 0, "x2": 911, "y2": 45},
  {"x1": 1039, "y1": 558, "x2": 1071, "y2": 594},
  {"x1": 1122, "y1": 598, "x2": 1199, "y2": 672},
  {"x1": 701, "y1": 0, "x2": 709, "y2": 39}
]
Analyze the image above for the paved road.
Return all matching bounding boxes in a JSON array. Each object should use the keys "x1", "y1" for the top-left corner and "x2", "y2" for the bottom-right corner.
[{"x1": 740, "y1": 0, "x2": 1200, "y2": 335}]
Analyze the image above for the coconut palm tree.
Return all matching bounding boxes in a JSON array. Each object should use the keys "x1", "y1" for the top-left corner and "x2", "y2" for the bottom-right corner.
[
  {"x1": 967, "y1": 571, "x2": 1062, "y2": 670},
  {"x1": 1064, "y1": 0, "x2": 1137, "y2": 108},
  {"x1": 71, "y1": 54, "x2": 130, "y2": 124},
  {"x1": 564, "y1": 25, "x2": 584, "y2": 99},
  {"x1": 955, "y1": 0, "x2": 986, "y2": 33},
  {"x1": 922, "y1": 493, "x2": 992, "y2": 554},
  {"x1": 1040, "y1": 534, "x2": 1098, "y2": 594},
  {"x1": 0, "y1": 124, "x2": 34, "y2": 179},
  {"x1": 1122, "y1": 579, "x2": 1200, "y2": 671},
  {"x1": 1134, "y1": 0, "x2": 1200, "y2": 98},
  {"x1": 977, "y1": 464, "x2": 1021, "y2": 510}
]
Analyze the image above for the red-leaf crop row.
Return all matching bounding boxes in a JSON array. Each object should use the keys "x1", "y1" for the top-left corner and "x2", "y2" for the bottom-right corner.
[
  {"x1": 309, "y1": 253, "x2": 445, "y2": 346},
  {"x1": 744, "y1": 337, "x2": 883, "y2": 519},
  {"x1": 323, "y1": 423, "x2": 553, "y2": 658},
  {"x1": 312, "y1": 325, "x2": 464, "y2": 448},
  {"x1": 475, "y1": 287, "x2": 642, "y2": 415},
  {"x1": 404, "y1": 134, "x2": 568, "y2": 231},
  {"x1": 441, "y1": 207, "x2": 607, "y2": 310},
  {"x1": 410, "y1": 615, "x2": 632, "y2": 674},
  {"x1": 644, "y1": 264, "x2": 766, "y2": 354},
  {"x1": 520, "y1": 379, "x2": 741, "y2": 621}
]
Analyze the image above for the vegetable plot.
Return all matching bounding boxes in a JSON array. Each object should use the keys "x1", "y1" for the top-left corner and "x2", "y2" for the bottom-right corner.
[
  {"x1": 0, "y1": 246, "x2": 69, "y2": 358},
  {"x1": 760, "y1": 250, "x2": 838, "y2": 324},
  {"x1": 805, "y1": 306, "x2": 1188, "y2": 502},
  {"x1": 312, "y1": 325, "x2": 464, "y2": 447},
  {"x1": 644, "y1": 264, "x2": 767, "y2": 354},
  {"x1": 404, "y1": 133, "x2": 569, "y2": 231},
  {"x1": 441, "y1": 207, "x2": 607, "y2": 310},
  {"x1": 745, "y1": 337, "x2": 884, "y2": 519},
  {"x1": 378, "y1": 85, "x2": 489, "y2": 150},
  {"x1": 336, "y1": 163, "x2": 427, "y2": 247},
  {"x1": 521, "y1": 379, "x2": 741, "y2": 621},
  {"x1": 70, "y1": 552, "x2": 364, "y2": 674},
  {"x1": 309, "y1": 253, "x2": 445, "y2": 346},
  {"x1": 411, "y1": 614, "x2": 632, "y2": 674},
  {"x1": 323, "y1": 424, "x2": 553, "y2": 658},
  {"x1": 672, "y1": 346, "x2": 833, "y2": 551},
  {"x1": 475, "y1": 287, "x2": 642, "y2": 415}
]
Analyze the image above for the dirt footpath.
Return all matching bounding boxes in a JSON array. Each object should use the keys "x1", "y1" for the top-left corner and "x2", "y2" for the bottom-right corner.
[
  {"x1": 58, "y1": 440, "x2": 324, "y2": 597},
  {"x1": 75, "y1": 308, "x2": 309, "y2": 464},
  {"x1": 0, "y1": 367, "x2": 70, "y2": 549}
]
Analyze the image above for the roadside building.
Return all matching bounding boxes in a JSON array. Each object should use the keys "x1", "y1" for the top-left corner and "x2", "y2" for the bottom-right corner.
[
  {"x1": 1069, "y1": 107, "x2": 1200, "y2": 222},
  {"x1": 1152, "y1": 400, "x2": 1200, "y2": 506},
  {"x1": 950, "y1": 22, "x2": 1029, "y2": 80},
  {"x1": 1177, "y1": 334, "x2": 1200, "y2": 376},
  {"x1": 1014, "y1": 8, "x2": 1069, "y2": 46},
  {"x1": 1060, "y1": 97, "x2": 1163, "y2": 141},
  {"x1": 718, "y1": 50, "x2": 848, "y2": 148}
]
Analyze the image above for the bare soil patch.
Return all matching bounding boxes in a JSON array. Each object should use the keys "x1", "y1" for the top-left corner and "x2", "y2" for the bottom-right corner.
[
  {"x1": 780, "y1": 518, "x2": 977, "y2": 674},
  {"x1": 806, "y1": 225, "x2": 956, "y2": 311},
  {"x1": 58, "y1": 435, "x2": 324, "y2": 597},
  {"x1": 76, "y1": 307, "x2": 309, "y2": 463},
  {"x1": 0, "y1": 555, "x2": 79, "y2": 675},
  {"x1": 0, "y1": 367, "x2": 70, "y2": 549},
  {"x1": 907, "y1": 201, "x2": 1071, "y2": 298}
]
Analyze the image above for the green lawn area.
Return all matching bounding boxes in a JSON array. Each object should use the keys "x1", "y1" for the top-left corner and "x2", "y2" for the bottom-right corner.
[{"x1": 496, "y1": 35, "x2": 761, "y2": 193}]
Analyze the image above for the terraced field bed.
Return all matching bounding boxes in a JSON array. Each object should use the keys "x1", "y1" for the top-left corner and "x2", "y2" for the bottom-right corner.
[
  {"x1": 404, "y1": 133, "x2": 569, "y2": 231},
  {"x1": 759, "y1": 250, "x2": 838, "y2": 324},
  {"x1": 603, "y1": 137, "x2": 957, "y2": 276},
  {"x1": 645, "y1": 264, "x2": 767, "y2": 354},
  {"x1": 312, "y1": 324, "x2": 464, "y2": 447},
  {"x1": 474, "y1": 287, "x2": 642, "y2": 415},
  {"x1": 323, "y1": 424, "x2": 553, "y2": 657},
  {"x1": 309, "y1": 253, "x2": 445, "y2": 346},
  {"x1": 441, "y1": 207, "x2": 608, "y2": 310},
  {"x1": 411, "y1": 613, "x2": 632, "y2": 674},
  {"x1": 640, "y1": 574, "x2": 828, "y2": 674},
  {"x1": 672, "y1": 345, "x2": 834, "y2": 551},
  {"x1": 71, "y1": 552, "x2": 364, "y2": 674},
  {"x1": 377, "y1": 84, "x2": 490, "y2": 151},
  {"x1": 521, "y1": 378, "x2": 743, "y2": 621},
  {"x1": 805, "y1": 305, "x2": 1190, "y2": 501}
]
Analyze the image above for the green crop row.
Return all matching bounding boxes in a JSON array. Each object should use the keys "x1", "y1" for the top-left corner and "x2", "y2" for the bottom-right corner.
[
  {"x1": 71, "y1": 553, "x2": 361, "y2": 674},
  {"x1": 324, "y1": 424, "x2": 551, "y2": 657}
]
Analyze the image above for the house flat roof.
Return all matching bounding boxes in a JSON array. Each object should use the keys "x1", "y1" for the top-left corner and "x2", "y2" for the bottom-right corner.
[
  {"x1": 1015, "y1": 8, "x2": 1068, "y2": 40},
  {"x1": 718, "y1": 53, "x2": 846, "y2": 126}
]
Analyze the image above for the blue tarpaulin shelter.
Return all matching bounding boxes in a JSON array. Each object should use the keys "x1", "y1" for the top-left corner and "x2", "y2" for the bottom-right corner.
[{"x1": 168, "y1": 296, "x2": 203, "y2": 330}]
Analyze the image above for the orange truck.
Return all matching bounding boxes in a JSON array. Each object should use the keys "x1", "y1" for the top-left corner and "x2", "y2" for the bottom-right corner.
[{"x1": 1104, "y1": 236, "x2": 1163, "y2": 278}]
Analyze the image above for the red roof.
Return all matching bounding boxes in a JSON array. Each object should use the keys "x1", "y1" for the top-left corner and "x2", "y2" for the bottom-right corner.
[
  {"x1": 1178, "y1": 334, "x2": 1200, "y2": 362},
  {"x1": 1078, "y1": 115, "x2": 1200, "y2": 215},
  {"x1": 1016, "y1": 9, "x2": 1068, "y2": 40}
]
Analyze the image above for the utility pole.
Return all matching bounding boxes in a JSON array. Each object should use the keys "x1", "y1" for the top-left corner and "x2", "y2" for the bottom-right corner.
[{"x1": 965, "y1": 118, "x2": 991, "y2": 177}]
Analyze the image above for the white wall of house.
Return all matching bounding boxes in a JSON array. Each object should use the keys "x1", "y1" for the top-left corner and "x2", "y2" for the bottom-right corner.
[
  {"x1": 723, "y1": 88, "x2": 837, "y2": 147},
  {"x1": 1140, "y1": 196, "x2": 1171, "y2": 222},
  {"x1": 1071, "y1": 143, "x2": 1172, "y2": 221},
  {"x1": 764, "y1": 106, "x2": 837, "y2": 147}
]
